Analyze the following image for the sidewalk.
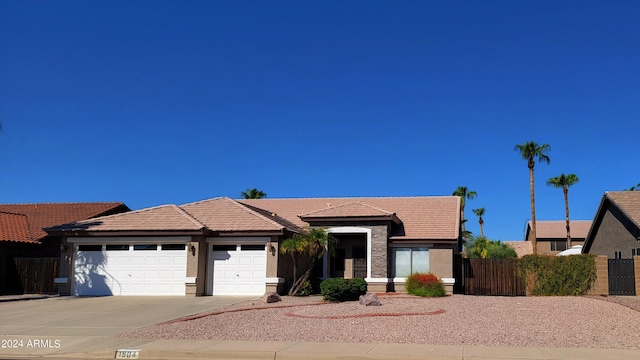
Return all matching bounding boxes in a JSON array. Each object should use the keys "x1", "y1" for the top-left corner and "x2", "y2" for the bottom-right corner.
[{"x1": 1, "y1": 337, "x2": 640, "y2": 360}]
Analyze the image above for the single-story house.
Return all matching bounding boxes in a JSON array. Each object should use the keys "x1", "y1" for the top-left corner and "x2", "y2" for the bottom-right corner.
[
  {"x1": 0, "y1": 202, "x2": 130, "y2": 258},
  {"x1": 45, "y1": 196, "x2": 461, "y2": 297},
  {"x1": 524, "y1": 220, "x2": 592, "y2": 255},
  {"x1": 583, "y1": 191, "x2": 640, "y2": 259}
]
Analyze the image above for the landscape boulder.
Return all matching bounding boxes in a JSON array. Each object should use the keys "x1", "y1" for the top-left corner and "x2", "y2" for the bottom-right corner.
[
  {"x1": 359, "y1": 292, "x2": 381, "y2": 306},
  {"x1": 263, "y1": 292, "x2": 281, "y2": 303}
]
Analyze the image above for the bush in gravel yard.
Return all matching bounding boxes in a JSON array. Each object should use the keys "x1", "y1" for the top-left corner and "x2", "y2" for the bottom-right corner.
[
  {"x1": 320, "y1": 278, "x2": 367, "y2": 302},
  {"x1": 518, "y1": 254, "x2": 596, "y2": 296},
  {"x1": 405, "y1": 273, "x2": 446, "y2": 297}
]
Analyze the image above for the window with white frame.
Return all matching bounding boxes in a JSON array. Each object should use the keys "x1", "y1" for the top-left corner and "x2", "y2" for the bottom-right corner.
[{"x1": 392, "y1": 247, "x2": 429, "y2": 277}]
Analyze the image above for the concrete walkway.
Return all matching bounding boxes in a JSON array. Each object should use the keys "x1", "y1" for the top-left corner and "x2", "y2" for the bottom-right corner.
[{"x1": 1, "y1": 296, "x2": 639, "y2": 359}]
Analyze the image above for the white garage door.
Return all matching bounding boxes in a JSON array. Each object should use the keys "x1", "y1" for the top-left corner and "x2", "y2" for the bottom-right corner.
[
  {"x1": 209, "y1": 244, "x2": 266, "y2": 295},
  {"x1": 72, "y1": 243, "x2": 187, "y2": 296}
]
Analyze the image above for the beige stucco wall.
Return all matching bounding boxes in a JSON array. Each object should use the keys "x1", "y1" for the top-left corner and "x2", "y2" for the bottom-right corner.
[{"x1": 429, "y1": 248, "x2": 453, "y2": 279}]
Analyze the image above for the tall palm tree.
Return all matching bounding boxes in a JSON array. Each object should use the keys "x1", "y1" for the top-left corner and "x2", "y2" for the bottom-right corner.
[
  {"x1": 547, "y1": 173, "x2": 579, "y2": 249},
  {"x1": 452, "y1": 186, "x2": 477, "y2": 249},
  {"x1": 472, "y1": 207, "x2": 486, "y2": 238},
  {"x1": 241, "y1": 188, "x2": 267, "y2": 199},
  {"x1": 515, "y1": 141, "x2": 551, "y2": 255}
]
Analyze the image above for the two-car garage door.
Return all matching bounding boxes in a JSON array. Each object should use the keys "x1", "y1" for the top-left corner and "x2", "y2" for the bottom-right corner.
[{"x1": 72, "y1": 243, "x2": 187, "y2": 296}]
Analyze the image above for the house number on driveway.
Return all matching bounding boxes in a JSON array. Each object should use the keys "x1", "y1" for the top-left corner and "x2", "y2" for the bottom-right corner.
[{"x1": 115, "y1": 349, "x2": 141, "y2": 359}]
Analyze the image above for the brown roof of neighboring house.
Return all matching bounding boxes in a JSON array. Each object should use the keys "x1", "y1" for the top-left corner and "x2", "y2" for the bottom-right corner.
[
  {"x1": 606, "y1": 191, "x2": 640, "y2": 228},
  {"x1": 0, "y1": 212, "x2": 34, "y2": 243},
  {"x1": 239, "y1": 196, "x2": 460, "y2": 240},
  {"x1": 503, "y1": 241, "x2": 533, "y2": 258},
  {"x1": 46, "y1": 204, "x2": 206, "y2": 232},
  {"x1": 0, "y1": 202, "x2": 129, "y2": 242},
  {"x1": 527, "y1": 220, "x2": 593, "y2": 240}
]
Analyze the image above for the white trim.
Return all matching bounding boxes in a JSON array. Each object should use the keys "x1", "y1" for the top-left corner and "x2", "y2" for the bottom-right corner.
[
  {"x1": 441, "y1": 278, "x2": 455, "y2": 285},
  {"x1": 206, "y1": 236, "x2": 270, "y2": 244},
  {"x1": 326, "y1": 227, "x2": 372, "y2": 279},
  {"x1": 67, "y1": 236, "x2": 190, "y2": 243},
  {"x1": 185, "y1": 277, "x2": 196, "y2": 284},
  {"x1": 54, "y1": 277, "x2": 68, "y2": 284},
  {"x1": 265, "y1": 277, "x2": 284, "y2": 284},
  {"x1": 392, "y1": 277, "x2": 407, "y2": 283},
  {"x1": 365, "y1": 277, "x2": 390, "y2": 283}
]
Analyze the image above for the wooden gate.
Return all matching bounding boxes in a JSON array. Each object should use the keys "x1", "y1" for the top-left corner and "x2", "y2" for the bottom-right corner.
[
  {"x1": 462, "y1": 258, "x2": 525, "y2": 296},
  {"x1": 608, "y1": 259, "x2": 636, "y2": 296},
  {"x1": 1, "y1": 258, "x2": 59, "y2": 295}
]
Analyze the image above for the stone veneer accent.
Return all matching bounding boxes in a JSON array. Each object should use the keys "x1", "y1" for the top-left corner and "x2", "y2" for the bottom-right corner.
[
  {"x1": 370, "y1": 225, "x2": 388, "y2": 279},
  {"x1": 635, "y1": 256, "x2": 640, "y2": 296}
]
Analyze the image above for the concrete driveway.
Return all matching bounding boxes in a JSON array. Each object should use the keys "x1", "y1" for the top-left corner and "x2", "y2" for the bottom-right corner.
[{"x1": 0, "y1": 295, "x2": 255, "y2": 358}]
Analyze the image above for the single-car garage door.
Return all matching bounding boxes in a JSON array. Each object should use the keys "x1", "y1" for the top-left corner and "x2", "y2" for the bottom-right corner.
[
  {"x1": 72, "y1": 243, "x2": 187, "y2": 296},
  {"x1": 208, "y1": 243, "x2": 266, "y2": 295}
]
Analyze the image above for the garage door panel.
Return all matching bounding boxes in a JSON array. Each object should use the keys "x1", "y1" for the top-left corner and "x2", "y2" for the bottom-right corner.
[
  {"x1": 210, "y1": 247, "x2": 266, "y2": 295},
  {"x1": 73, "y1": 243, "x2": 187, "y2": 296}
]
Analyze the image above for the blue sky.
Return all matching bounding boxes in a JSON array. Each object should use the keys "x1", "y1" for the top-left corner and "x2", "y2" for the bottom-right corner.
[{"x1": 1, "y1": 1, "x2": 639, "y2": 241}]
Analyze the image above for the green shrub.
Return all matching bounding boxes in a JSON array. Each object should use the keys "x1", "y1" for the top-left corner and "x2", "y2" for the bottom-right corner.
[
  {"x1": 405, "y1": 273, "x2": 446, "y2": 297},
  {"x1": 518, "y1": 254, "x2": 596, "y2": 296},
  {"x1": 467, "y1": 235, "x2": 517, "y2": 259},
  {"x1": 320, "y1": 278, "x2": 367, "y2": 302}
]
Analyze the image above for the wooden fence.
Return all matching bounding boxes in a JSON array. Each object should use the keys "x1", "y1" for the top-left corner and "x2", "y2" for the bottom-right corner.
[
  {"x1": 0, "y1": 257, "x2": 59, "y2": 295},
  {"x1": 462, "y1": 258, "x2": 525, "y2": 296}
]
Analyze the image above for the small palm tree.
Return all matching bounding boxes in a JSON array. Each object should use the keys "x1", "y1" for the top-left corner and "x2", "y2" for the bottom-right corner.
[
  {"x1": 241, "y1": 188, "x2": 267, "y2": 199},
  {"x1": 452, "y1": 186, "x2": 477, "y2": 248},
  {"x1": 515, "y1": 141, "x2": 551, "y2": 255},
  {"x1": 472, "y1": 207, "x2": 486, "y2": 238},
  {"x1": 547, "y1": 174, "x2": 579, "y2": 249},
  {"x1": 627, "y1": 183, "x2": 640, "y2": 191},
  {"x1": 280, "y1": 228, "x2": 337, "y2": 296}
]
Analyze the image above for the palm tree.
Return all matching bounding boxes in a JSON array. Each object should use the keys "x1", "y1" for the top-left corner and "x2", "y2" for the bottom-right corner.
[
  {"x1": 472, "y1": 207, "x2": 486, "y2": 238},
  {"x1": 515, "y1": 141, "x2": 551, "y2": 255},
  {"x1": 452, "y1": 186, "x2": 477, "y2": 251},
  {"x1": 280, "y1": 228, "x2": 337, "y2": 296},
  {"x1": 627, "y1": 183, "x2": 640, "y2": 191},
  {"x1": 547, "y1": 174, "x2": 579, "y2": 249},
  {"x1": 241, "y1": 188, "x2": 266, "y2": 199}
]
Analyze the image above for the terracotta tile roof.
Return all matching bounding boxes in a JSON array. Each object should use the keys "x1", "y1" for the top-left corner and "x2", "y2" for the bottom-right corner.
[
  {"x1": 0, "y1": 212, "x2": 35, "y2": 243},
  {"x1": 0, "y1": 202, "x2": 129, "y2": 242},
  {"x1": 503, "y1": 241, "x2": 533, "y2": 258},
  {"x1": 529, "y1": 220, "x2": 593, "y2": 239},
  {"x1": 239, "y1": 196, "x2": 460, "y2": 240},
  {"x1": 181, "y1": 197, "x2": 286, "y2": 232},
  {"x1": 606, "y1": 191, "x2": 640, "y2": 228},
  {"x1": 46, "y1": 205, "x2": 205, "y2": 232},
  {"x1": 300, "y1": 201, "x2": 395, "y2": 218}
]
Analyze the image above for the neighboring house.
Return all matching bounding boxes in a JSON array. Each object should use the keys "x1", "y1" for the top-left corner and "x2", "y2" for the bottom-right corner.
[
  {"x1": 0, "y1": 202, "x2": 130, "y2": 295},
  {"x1": 524, "y1": 220, "x2": 592, "y2": 255},
  {"x1": 502, "y1": 241, "x2": 533, "y2": 258},
  {"x1": 583, "y1": 191, "x2": 640, "y2": 259},
  {"x1": 45, "y1": 196, "x2": 461, "y2": 297},
  {"x1": 0, "y1": 203, "x2": 130, "y2": 258}
]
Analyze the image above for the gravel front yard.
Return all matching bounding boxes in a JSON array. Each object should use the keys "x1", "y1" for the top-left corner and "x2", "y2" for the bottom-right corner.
[{"x1": 120, "y1": 295, "x2": 640, "y2": 349}]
